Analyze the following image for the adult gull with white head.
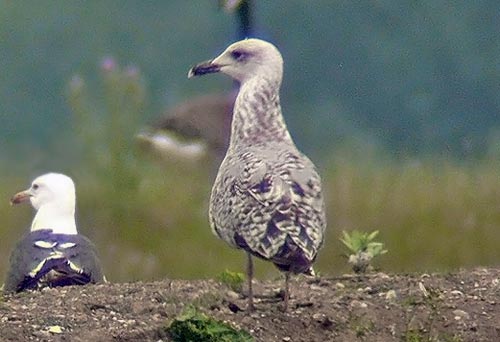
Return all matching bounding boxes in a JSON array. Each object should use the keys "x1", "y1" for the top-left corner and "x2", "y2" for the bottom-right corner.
[{"x1": 3, "y1": 173, "x2": 105, "y2": 293}]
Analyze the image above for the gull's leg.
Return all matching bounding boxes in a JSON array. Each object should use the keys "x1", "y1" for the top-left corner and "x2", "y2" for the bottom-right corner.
[
  {"x1": 283, "y1": 272, "x2": 290, "y2": 312},
  {"x1": 246, "y1": 252, "x2": 255, "y2": 312}
]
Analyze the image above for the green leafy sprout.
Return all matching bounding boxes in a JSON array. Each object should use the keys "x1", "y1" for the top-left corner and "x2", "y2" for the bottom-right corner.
[
  {"x1": 340, "y1": 230, "x2": 388, "y2": 274},
  {"x1": 167, "y1": 306, "x2": 253, "y2": 342}
]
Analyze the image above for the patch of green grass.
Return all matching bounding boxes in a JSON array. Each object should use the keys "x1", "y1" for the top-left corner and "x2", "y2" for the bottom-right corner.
[
  {"x1": 403, "y1": 329, "x2": 425, "y2": 342},
  {"x1": 323, "y1": 155, "x2": 500, "y2": 276},
  {"x1": 216, "y1": 270, "x2": 245, "y2": 292},
  {"x1": 438, "y1": 334, "x2": 463, "y2": 342},
  {"x1": 167, "y1": 306, "x2": 253, "y2": 342},
  {"x1": 348, "y1": 314, "x2": 374, "y2": 339},
  {"x1": 402, "y1": 295, "x2": 420, "y2": 308}
]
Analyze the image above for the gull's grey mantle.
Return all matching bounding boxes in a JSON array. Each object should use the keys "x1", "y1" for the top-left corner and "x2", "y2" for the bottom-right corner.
[{"x1": 4, "y1": 229, "x2": 104, "y2": 293}]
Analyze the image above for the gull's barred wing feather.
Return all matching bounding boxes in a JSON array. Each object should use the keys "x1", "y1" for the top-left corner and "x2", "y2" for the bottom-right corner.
[{"x1": 210, "y1": 146, "x2": 326, "y2": 274}]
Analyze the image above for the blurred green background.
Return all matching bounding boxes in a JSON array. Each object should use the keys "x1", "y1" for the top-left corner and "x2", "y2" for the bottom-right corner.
[{"x1": 1, "y1": 1, "x2": 500, "y2": 282}]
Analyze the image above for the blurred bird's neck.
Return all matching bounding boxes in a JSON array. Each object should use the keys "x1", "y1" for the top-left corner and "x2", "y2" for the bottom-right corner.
[
  {"x1": 31, "y1": 204, "x2": 78, "y2": 235},
  {"x1": 230, "y1": 76, "x2": 292, "y2": 147}
]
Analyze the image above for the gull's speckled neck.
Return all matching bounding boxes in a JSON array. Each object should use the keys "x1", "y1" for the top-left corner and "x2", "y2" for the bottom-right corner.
[{"x1": 229, "y1": 73, "x2": 293, "y2": 148}]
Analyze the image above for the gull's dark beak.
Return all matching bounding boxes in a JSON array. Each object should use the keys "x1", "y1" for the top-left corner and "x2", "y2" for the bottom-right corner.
[
  {"x1": 188, "y1": 59, "x2": 221, "y2": 78},
  {"x1": 10, "y1": 189, "x2": 31, "y2": 206}
]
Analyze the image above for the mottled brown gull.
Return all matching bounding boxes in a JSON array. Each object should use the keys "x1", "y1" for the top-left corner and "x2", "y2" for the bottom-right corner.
[{"x1": 188, "y1": 38, "x2": 326, "y2": 311}]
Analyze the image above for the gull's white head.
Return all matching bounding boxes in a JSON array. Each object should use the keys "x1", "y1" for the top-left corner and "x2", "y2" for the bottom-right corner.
[
  {"x1": 188, "y1": 38, "x2": 284, "y2": 84},
  {"x1": 11, "y1": 173, "x2": 78, "y2": 234}
]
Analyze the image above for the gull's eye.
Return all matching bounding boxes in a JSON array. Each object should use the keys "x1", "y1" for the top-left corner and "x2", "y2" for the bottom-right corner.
[
  {"x1": 32, "y1": 184, "x2": 39, "y2": 190},
  {"x1": 231, "y1": 50, "x2": 247, "y2": 61}
]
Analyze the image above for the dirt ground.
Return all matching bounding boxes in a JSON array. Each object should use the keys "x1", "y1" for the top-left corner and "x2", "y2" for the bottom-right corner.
[{"x1": 0, "y1": 268, "x2": 498, "y2": 342}]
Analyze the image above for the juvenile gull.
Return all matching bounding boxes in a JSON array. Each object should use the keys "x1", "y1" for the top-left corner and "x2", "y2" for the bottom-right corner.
[
  {"x1": 189, "y1": 38, "x2": 326, "y2": 311},
  {"x1": 3, "y1": 173, "x2": 105, "y2": 293}
]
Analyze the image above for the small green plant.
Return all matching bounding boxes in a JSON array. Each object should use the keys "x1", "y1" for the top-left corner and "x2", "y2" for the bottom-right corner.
[
  {"x1": 348, "y1": 313, "x2": 374, "y2": 338},
  {"x1": 340, "y1": 230, "x2": 388, "y2": 273},
  {"x1": 167, "y1": 306, "x2": 253, "y2": 342},
  {"x1": 217, "y1": 269, "x2": 245, "y2": 292}
]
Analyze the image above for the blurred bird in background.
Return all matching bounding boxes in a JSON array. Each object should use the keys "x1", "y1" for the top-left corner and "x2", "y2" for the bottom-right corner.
[{"x1": 137, "y1": 0, "x2": 254, "y2": 169}]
